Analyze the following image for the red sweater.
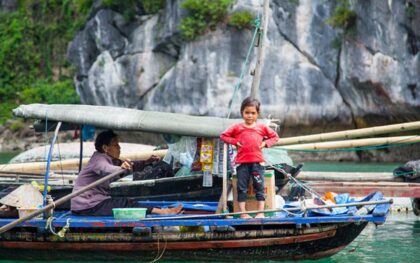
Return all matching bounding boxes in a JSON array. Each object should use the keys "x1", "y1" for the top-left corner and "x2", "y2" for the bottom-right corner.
[{"x1": 220, "y1": 123, "x2": 279, "y2": 163}]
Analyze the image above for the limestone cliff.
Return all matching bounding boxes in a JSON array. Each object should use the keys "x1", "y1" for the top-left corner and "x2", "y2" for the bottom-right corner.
[{"x1": 67, "y1": 0, "x2": 419, "y2": 136}]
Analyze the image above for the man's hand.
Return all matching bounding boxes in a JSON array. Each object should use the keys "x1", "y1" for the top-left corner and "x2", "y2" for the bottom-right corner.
[
  {"x1": 121, "y1": 159, "x2": 132, "y2": 170},
  {"x1": 259, "y1": 141, "x2": 267, "y2": 149},
  {"x1": 146, "y1": 155, "x2": 161, "y2": 164}
]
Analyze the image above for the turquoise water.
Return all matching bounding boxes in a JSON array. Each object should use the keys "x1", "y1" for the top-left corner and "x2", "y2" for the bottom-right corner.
[
  {"x1": 302, "y1": 162, "x2": 402, "y2": 173},
  {"x1": 0, "y1": 152, "x2": 18, "y2": 164},
  {"x1": 300, "y1": 213, "x2": 420, "y2": 263}
]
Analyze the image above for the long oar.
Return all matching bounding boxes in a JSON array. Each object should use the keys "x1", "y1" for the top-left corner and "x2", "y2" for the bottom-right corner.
[
  {"x1": 139, "y1": 199, "x2": 393, "y2": 221},
  {"x1": 0, "y1": 169, "x2": 126, "y2": 234}
]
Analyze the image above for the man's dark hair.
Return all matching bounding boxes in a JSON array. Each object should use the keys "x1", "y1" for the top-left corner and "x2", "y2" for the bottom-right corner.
[
  {"x1": 95, "y1": 130, "x2": 118, "y2": 152},
  {"x1": 240, "y1": 97, "x2": 261, "y2": 115}
]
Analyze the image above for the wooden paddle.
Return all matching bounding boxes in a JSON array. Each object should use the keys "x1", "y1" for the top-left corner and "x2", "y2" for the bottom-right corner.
[{"x1": 0, "y1": 169, "x2": 126, "y2": 234}]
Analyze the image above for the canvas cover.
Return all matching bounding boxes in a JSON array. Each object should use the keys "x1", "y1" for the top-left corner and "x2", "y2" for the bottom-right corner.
[{"x1": 13, "y1": 104, "x2": 242, "y2": 138}]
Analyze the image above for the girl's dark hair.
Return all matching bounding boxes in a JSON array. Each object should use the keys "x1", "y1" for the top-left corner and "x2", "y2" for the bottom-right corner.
[
  {"x1": 95, "y1": 130, "x2": 118, "y2": 152},
  {"x1": 240, "y1": 97, "x2": 261, "y2": 114}
]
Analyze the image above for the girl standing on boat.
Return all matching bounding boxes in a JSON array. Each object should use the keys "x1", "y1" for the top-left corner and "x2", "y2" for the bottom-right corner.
[
  {"x1": 71, "y1": 130, "x2": 182, "y2": 216},
  {"x1": 220, "y1": 97, "x2": 279, "y2": 218}
]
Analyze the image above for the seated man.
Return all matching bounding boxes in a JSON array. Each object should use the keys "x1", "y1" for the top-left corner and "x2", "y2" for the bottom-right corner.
[{"x1": 71, "y1": 130, "x2": 182, "y2": 216}]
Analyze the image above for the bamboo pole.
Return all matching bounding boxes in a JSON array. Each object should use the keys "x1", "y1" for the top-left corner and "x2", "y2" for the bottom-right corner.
[
  {"x1": 275, "y1": 121, "x2": 420, "y2": 146},
  {"x1": 277, "y1": 135, "x2": 420, "y2": 150},
  {"x1": 250, "y1": 0, "x2": 270, "y2": 99},
  {"x1": 0, "y1": 169, "x2": 126, "y2": 234},
  {"x1": 0, "y1": 150, "x2": 168, "y2": 173}
]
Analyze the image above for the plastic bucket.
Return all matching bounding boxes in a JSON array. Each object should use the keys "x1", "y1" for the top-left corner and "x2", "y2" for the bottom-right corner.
[{"x1": 112, "y1": 208, "x2": 147, "y2": 220}]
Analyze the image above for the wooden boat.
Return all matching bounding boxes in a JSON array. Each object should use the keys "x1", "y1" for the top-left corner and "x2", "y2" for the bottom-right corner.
[
  {"x1": 0, "y1": 193, "x2": 391, "y2": 261},
  {"x1": 5, "y1": 102, "x2": 297, "y2": 209},
  {"x1": 0, "y1": 168, "x2": 296, "y2": 211}
]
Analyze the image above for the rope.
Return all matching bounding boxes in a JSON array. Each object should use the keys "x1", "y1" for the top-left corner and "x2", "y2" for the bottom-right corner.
[
  {"x1": 150, "y1": 233, "x2": 167, "y2": 263},
  {"x1": 265, "y1": 160, "x2": 324, "y2": 199},
  {"x1": 56, "y1": 218, "x2": 71, "y2": 238},
  {"x1": 394, "y1": 171, "x2": 415, "y2": 177},
  {"x1": 226, "y1": 16, "x2": 261, "y2": 118},
  {"x1": 45, "y1": 217, "x2": 71, "y2": 238}
]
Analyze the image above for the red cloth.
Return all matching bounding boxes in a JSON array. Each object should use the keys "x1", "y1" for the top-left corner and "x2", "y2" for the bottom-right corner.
[{"x1": 220, "y1": 123, "x2": 279, "y2": 163}]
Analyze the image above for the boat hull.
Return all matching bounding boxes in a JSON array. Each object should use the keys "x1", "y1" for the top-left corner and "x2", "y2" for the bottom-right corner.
[{"x1": 0, "y1": 222, "x2": 367, "y2": 261}]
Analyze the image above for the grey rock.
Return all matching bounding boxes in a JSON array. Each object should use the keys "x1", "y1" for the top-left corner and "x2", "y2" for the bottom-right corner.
[{"x1": 67, "y1": 0, "x2": 420, "y2": 133}]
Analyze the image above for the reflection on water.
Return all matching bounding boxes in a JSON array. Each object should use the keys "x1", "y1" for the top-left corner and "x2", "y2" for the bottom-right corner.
[{"x1": 307, "y1": 213, "x2": 420, "y2": 263}]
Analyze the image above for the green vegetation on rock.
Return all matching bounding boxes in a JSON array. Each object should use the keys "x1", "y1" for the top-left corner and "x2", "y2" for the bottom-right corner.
[
  {"x1": 179, "y1": 0, "x2": 233, "y2": 40},
  {"x1": 143, "y1": 0, "x2": 165, "y2": 14},
  {"x1": 327, "y1": 0, "x2": 357, "y2": 49},
  {"x1": 0, "y1": 0, "x2": 89, "y2": 124},
  {"x1": 327, "y1": 4, "x2": 357, "y2": 30},
  {"x1": 228, "y1": 11, "x2": 254, "y2": 29},
  {"x1": 102, "y1": 0, "x2": 164, "y2": 20},
  {"x1": 405, "y1": 4, "x2": 416, "y2": 19}
]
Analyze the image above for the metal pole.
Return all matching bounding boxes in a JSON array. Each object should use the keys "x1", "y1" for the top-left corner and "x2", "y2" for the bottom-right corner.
[
  {"x1": 250, "y1": 0, "x2": 270, "y2": 100},
  {"x1": 78, "y1": 125, "x2": 84, "y2": 173},
  {"x1": 43, "y1": 122, "x2": 62, "y2": 206}
]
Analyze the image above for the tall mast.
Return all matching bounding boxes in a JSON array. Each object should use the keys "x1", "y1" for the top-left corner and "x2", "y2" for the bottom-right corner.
[{"x1": 250, "y1": 0, "x2": 270, "y2": 100}]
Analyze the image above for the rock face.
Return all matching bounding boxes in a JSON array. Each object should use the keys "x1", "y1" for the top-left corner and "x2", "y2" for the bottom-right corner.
[{"x1": 68, "y1": 0, "x2": 419, "y2": 135}]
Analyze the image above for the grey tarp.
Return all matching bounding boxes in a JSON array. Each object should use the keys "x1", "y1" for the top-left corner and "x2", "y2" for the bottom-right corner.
[{"x1": 13, "y1": 104, "x2": 242, "y2": 138}]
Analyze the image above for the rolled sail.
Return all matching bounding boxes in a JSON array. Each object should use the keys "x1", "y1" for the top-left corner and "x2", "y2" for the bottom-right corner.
[{"x1": 13, "y1": 104, "x2": 242, "y2": 137}]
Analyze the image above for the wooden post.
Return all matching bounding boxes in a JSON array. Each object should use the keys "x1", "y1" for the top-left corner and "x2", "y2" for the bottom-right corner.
[
  {"x1": 250, "y1": 0, "x2": 270, "y2": 100},
  {"x1": 222, "y1": 143, "x2": 228, "y2": 213},
  {"x1": 216, "y1": 143, "x2": 229, "y2": 214}
]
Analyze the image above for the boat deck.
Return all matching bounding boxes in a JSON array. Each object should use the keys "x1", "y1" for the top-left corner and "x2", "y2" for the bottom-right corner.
[{"x1": 0, "y1": 200, "x2": 389, "y2": 229}]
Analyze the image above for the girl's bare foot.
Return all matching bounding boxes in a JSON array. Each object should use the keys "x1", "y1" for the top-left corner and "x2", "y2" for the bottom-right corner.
[
  {"x1": 240, "y1": 213, "x2": 252, "y2": 219},
  {"x1": 254, "y1": 213, "x2": 265, "y2": 218}
]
